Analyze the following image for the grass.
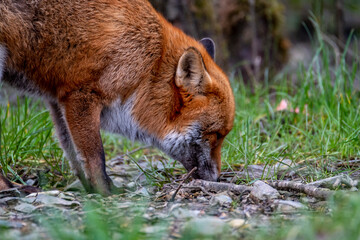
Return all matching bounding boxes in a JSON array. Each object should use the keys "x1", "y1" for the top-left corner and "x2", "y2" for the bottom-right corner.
[
  {"x1": 0, "y1": 97, "x2": 64, "y2": 186},
  {"x1": 222, "y1": 41, "x2": 360, "y2": 182},
  {"x1": 0, "y1": 96, "x2": 146, "y2": 188}
]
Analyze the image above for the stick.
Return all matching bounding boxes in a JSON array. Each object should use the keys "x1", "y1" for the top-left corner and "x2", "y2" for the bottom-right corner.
[
  {"x1": 306, "y1": 174, "x2": 356, "y2": 188},
  {"x1": 267, "y1": 180, "x2": 335, "y2": 200},
  {"x1": 170, "y1": 167, "x2": 197, "y2": 202},
  {"x1": 182, "y1": 186, "x2": 214, "y2": 197},
  {"x1": 185, "y1": 179, "x2": 335, "y2": 200},
  {"x1": 186, "y1": 179, "x2": 252, "y2": 195}
]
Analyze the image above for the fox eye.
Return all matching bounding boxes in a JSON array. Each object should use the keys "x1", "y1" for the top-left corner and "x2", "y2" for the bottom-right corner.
[{"x1": 204, "y1": 132, "x2": 222, "y2": 144}]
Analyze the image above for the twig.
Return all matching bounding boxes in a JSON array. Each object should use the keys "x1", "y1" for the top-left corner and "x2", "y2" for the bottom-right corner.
[
  {"x1": 186, "y1": 179, "x2": 252, "y2": 195},
  {"x1": 178, "y1": 178, "x2": 340, "y2": 200},
  {"x1": 335, "y1": 159, "x2": 360, "y2": 167},
  {"x1": 307, "y1": 174, "x2": 357, "y2": 189},
  {"x1": 170, "y1": 167, "x2": 197, "y2": 202},
  {"x1": 182, "y1": 186, "x2": 214, "y2": 197},
  {"x1": 267, "y1": 180, "x2": 335, "y2": 200}
]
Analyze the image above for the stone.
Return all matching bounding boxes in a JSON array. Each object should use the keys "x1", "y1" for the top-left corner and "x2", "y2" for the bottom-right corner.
[
  {"x1": 135, "y1": 187, "x2": 150, "y2": 197},
  {"x1": 0, "y1": 197, "x2": 20, "y2": 205},
  {"x1": 210, "y1": 193, "x2": 233, "y2": 206},
  {"x1": 64, "y1": 180, "x2": 84, "y2": 192},
  {"x1": 0, "y1": 220, "x2": 24, "y2": 229},
  {"x1": 142, "y1": 225, "x2": 167, "y2": 234},
  {"x1": 14, "y1": 203, "x2": 36, "y2": 213},
  {"x1": 229, "y1": 219, "x2": 246, "y2": 228},
  {"x1": 250, "y1": 181, "x2": 280, "y2": 201},
  {"x1": 172, "y1": 208, "x2": 201, "y2": 219},
  {"x1": 0, "y1": 207, "x2": 6, "y2": 215},
  {"x1": 116, "y1": 202, "x2": 133, "y2": 209},
  {"x1": 40, "y1": 190, "x2": 61, "y2": 196},
  {"x1": 58, "y1": 192, "x2": 76, "y2": 201},
  {"x1": 126, "y1": 182, "x2": 136, "y2": 189},
  {"x1": 112, "y1": 177, "x2": 126, "y2": 188},
  {"x1": 274, "y1": 200, "x2": 307, "y2": 213},
  {"x1": 196, "y1": 196, "x2": 208, "y2": 202},
  {"x1": 25, "y1": 193, "x2": 80, "y2": 207},
  {"x1": 0, "y1": 188, "x2": 21, "y2": 198},
  {"x1": 25, "y1": 179, "x2": 36, "y2": 186},
  {"x1": 183, "y1": 217, "x2": 228, "y2": 237}
]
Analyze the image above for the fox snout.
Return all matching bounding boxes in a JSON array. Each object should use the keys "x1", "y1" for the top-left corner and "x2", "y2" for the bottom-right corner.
[
  {"x1": 190, "y1": 162, "x2": 219, "y2": 182},
  {"x1": 177, "y1": 154, "x2": 220, "y2": 182},
  {"x1": 161, "y1": 126, "x2": 221, "y2": 182}
]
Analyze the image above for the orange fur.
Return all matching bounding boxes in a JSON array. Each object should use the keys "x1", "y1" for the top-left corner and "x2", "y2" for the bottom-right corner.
[{"x1": 0, "y1": 0, "x2": 235, "y2": 195}]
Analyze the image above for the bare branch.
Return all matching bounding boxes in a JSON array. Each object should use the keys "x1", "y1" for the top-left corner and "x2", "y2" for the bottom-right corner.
[
  {"x1": 186, "y1": 179, "x2": 252, "y2": 195},
  {"x1": 267, "y1": 180, "x2": 335, "y2": 200}
]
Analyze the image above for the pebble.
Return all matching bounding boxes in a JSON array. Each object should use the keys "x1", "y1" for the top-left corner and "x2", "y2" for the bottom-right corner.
[
  {"x1": 147, "y1": 207, "x2": 155, "y2": 212},
  {"x1": 112, "y1": 177, "x2": 126, "y2": 188},
  {"x1": 116, "y1": 202, "x2": 133, "y2": 209},
  {"x1": 172, "y1": 208, "x2": 201, "y2": 218},
  {"x1": 0, "y1": 207, "x2": 6, "y2": 215},
  {"x1": 142, "y1": 225, "x2": 167, "y2": 234},
  {"x1": 196, "y1": 196, "x2": 208, "y2": 202},
  {"x1": 126, "y1": 182, "x2": 136, "y2": 189},
  {"x1": 135, "y1": 187, "x2": 150, "y2": 197},
  {"x1": 229, "y1": 219, "x2": 246, "y2": 228},
  {"x1": 25, "y1": 179, "x2": 36, "y2": 186}
]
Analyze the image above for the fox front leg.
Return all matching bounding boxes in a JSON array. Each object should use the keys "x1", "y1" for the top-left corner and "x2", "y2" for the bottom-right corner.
[
  {"x1": 61, "y1": 90, "x2": 114, "y2": 195},
  {"x1": 47, "y1": 101, "x2": 90, "y2": 189}
]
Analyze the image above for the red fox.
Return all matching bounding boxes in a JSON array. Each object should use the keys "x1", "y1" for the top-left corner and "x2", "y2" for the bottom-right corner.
[{"x1": 0, "y1": 0, "x2": 235, "y2": 195}]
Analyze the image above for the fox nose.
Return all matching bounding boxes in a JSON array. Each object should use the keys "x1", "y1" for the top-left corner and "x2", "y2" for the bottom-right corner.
[{"x1": 194, "y1": 168, "x2": 219, "y2": 182}]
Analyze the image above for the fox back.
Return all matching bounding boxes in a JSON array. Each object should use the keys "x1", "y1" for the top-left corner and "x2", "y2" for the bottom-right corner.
[{"x1": 0, "y1": 0, "x2": 235, "y2": 195}]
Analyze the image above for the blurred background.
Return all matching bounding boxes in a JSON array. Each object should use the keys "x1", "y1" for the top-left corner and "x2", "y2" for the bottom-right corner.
[{"x1": 150, "y1": 0, "x2": 360, "y2": 85}]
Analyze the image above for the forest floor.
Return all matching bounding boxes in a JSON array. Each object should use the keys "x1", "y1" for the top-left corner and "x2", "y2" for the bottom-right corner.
[{"x1": 1, "y1": 154, "x2": 360, "y2": 239}]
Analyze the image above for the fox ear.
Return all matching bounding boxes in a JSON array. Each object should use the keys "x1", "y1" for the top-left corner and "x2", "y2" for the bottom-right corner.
[
  {"x1": 200, "y1": 38, "x2": 215, "y2": 60},
  {"x1": 176, "y1": 47, "x2": 211, "y2": 95}
]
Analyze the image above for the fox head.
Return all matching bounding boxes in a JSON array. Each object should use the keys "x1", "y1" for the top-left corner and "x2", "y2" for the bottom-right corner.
[{"x1": 160, "y1": 40, "x2": 235, "y2": 181}]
